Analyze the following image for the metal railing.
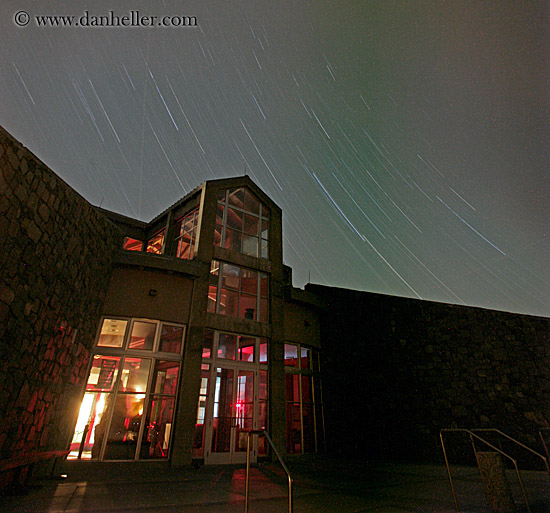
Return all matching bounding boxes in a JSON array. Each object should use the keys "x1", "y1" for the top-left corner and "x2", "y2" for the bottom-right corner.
[
  {"x1": 539, "y1": 428, "x2": 550, "y2": 469},
  {"x1": 245, "y1": 430, "x2": 292, "y2": 513},
  {"x1": 440, "y1": 428, "x2": 544, "y2": 513},
  {"x1": 471, "y1": 428, "x2": 550, "y2": 475}
]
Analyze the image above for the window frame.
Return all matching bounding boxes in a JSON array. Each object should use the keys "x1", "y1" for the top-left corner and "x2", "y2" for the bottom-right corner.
[
  {"x1": 69, "y1": 317, "x2": 185, "y2": 462},
  {"x1": 215, "y1": 188, "x2": 269, "y2": 259},
  {"x1": 207, "y1": 261, "x2": 269, "y2": 323},
  {"x1": 175, "y1": 207, "x2": 200, "y2": 260},
  {"x1": 284, "y1": 342, "x2": 324, "y2": 454}
]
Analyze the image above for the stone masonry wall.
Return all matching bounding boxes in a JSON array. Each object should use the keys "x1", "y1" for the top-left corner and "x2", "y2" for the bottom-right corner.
[
  {"x1": 0, "y1": 126, "x2": 119, "y2": 477},
  {"x1": 307, "y1": 284, "x2": 550, "y2": 461}
]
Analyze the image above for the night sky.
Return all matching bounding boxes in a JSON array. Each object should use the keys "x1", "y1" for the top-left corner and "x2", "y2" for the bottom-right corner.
[{"x1": 1, "y1": 1, "x2": 548, "y2": 317}]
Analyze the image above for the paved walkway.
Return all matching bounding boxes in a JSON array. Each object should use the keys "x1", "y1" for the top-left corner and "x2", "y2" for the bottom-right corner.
[{"x1": 1, "y1": 456, "x2": 549, "y2": 512}]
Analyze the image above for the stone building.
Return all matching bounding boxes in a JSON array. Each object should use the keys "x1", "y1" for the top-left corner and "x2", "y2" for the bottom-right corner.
[
  {"x1": 1, "y1": 125, "x2": 549, "y2": 480},
  {"x1": 0, "y1": 126, "x2": 323, "y2": 472}
]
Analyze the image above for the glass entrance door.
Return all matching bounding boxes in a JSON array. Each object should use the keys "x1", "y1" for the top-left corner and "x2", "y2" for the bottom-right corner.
[{"x1": 204, "y1": 366, "x2": 257, "y2": 464}]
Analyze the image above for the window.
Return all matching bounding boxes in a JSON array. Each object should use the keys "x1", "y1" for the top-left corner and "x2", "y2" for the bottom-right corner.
[
  {"x1": 215, "y1": 187, "x2": 269, "y2": 259},
  {"x1": 175, "y1": 208, "x2": 199, "y2": 260},
  {"x1": 146, "y1": 229, "x2": 165, "y2": 254},
  {"x1": 193, "y1": 330, "x2": 268, "y2": 458},
  {"x1": 68, "y1": 317, "x2": 184, "y2": 462},
  {"x1": 123, "y1": 237, "x2": 143, "y2": 252},
  {"x1": 207, "y1": 261, "x2": 269, "y2": 323},
  {"x1": 284, "y1": 343, "x2": 324, "y2": 454}
]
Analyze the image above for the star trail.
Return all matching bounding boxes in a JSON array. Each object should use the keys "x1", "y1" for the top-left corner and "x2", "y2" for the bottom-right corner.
[{"x1": 1, "y1": 1, "x2": 548, "y2": 316}]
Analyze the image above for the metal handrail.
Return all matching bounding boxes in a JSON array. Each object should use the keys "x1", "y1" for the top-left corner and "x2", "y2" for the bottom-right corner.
[
  {"x1": 440, "y1": 428, "x2": 531, "y2": 513},
  {"x1": 471, "y1": 428, "x2": 550, "y2": 475},
  {"x1": 539, "y1": 429, "x2": 550, "y2": 471},
  {"x1": 245, "y1": 430, "x2": 292, "y2": 513}
]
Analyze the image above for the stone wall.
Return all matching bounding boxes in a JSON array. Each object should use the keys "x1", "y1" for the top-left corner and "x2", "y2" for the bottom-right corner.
[
  {"x1": 0, "y1": 127, "x2": 118, "y2": 480},
  {"x1": 307, "y1": 284, "x2": 550, "y2": 461}
]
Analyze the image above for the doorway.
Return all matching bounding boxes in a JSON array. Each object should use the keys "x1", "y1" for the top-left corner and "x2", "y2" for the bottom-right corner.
[{"x1": 204, "y1": 364, "x2": 258, "y2": 464}]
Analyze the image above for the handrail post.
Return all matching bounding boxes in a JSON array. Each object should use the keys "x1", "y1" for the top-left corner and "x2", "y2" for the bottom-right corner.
[
  {"x1": 244, "y1": 430, "x2": 293, "y2": 513},
  {"x1": 245, "y1": 431, "x2": 251, "y2": 513},
  {"x1": 440, "y1": 432, "x2": 460, "y2": 512}
]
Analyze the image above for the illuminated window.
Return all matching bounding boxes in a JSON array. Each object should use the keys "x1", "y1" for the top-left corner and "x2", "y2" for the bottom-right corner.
[
  {"x1": 215, "y1": 187, "x2": 269, "y2": 258},
  {"x1": 285, "y1": 343, "x2": 324, "y2": 454},
  {"x1": 194, "y1": 330, "x2": 268, "y2": 458},
  {"x1": 146, "y1": 229, "x2": 165, "y2": 254},
  {"x1": 123, "y1": 237, "x2": 143, "y2": 252},
  {"x1": 175, "y1": 208, "x2": 199, "y2": 260},
  {"x1": 207, "y1": 260, "x2": 269, "y2": 323},
  {"x1": 68, "y1": 317, "x2": 184, "y2": 462}
]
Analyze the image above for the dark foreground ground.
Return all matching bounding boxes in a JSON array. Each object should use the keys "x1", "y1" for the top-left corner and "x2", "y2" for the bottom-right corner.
[{"x1": 1, "y1": 456, "x2": 549, "y2": 513}]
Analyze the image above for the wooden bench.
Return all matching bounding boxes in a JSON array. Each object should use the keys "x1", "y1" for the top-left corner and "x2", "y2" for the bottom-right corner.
[{"x1": 0, "y1": 450, "x2": 70, "y2": 493}]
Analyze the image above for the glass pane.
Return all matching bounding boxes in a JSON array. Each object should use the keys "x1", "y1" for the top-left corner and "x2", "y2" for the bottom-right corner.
[
  {"x1": 244, "y1": 189, "x2": 260, "y2": 214},
  {"x1": 259, "y1": 340, "x2": 268, "y2": 363},
  {"x1": 300, "y1": 347, "x2": 311, "y2": 370},
  {"x1": 217, "y1": 189, "x2": 227, "y2": 204},
  {"x1": 259, "y1": 370, "x2": 268, "y2": 401},
  {"x1": 193, "y1": 364, "x2": 210, "y2": 457},
  {"x1": 261, "y1": 204, "x2": 269, "y2": 218},
  {"x1": 235, "y1": 370, "x2": 254, "y2": 452},
  {"x1": 120, "y1": 358, "x2": 151, "y2": 393},
  {"x1": 240, "y1": 293, "x2": 257, "y2": 321},
  {"x1": 285, "y1": 373, "x2": 300, "y2": 401},
  {"x1": 159, "y1": 324, "x2": 183, "y2": 354},
  {"x1": 226, "y1": 207, "x2": 243, "y2": 231},
  {"x1": 202, "y1": 330, "x2": 214, "y2": 359},
  {"x1": 97, "y1": 319, "x2": 127, "y2": 348},
  {"x1": 219, "y1": 288, "x2": 239, "y2": 317},
  {"x1": 104, "y1": 393, "x2": 145, "y2": 460},
  {"x1": 87, "y1": 355, "x2": 121, "y2": 392},
  {"x1": 224, "y1": 228, "x2": 241, "y2": 253},
  {"x1": 240, "y1": 269, "x2": 258, "y2": 295},
  {"x1": 261, "y1": 239, "x2": 269, "y2": 259},
  {"x1": 152, "y1": 361, "x2": 180, "y2": 395},
  {"x1": 243, "y1": 213, "x2": 259, "y2": 235},
  {"x1": 68, "y1": 391, "x2": 109, "y2": 460},
  {"x1": 129, "y1": 321, "x2": 156, "y2": 351},
  {"x1": 217, "y1": 333, "x2": 237, "y2": 360},
  {"x1": 302, "y1": 403, "x2": 315, "y2": 453},
  {"x1": 214, "y1": 221, "x2": 222, "y2": 247},
  {"x1": 222, "y1": 263, "x2": 240, "y2": 290},
  {"x1": 301, "y1": 375, "x2": 312, "y2": 402},
  {"x1": 140, "y1": 396, "x2": 176, "y2": 459},
  {"x1": 238, "y1": 337, "x2": 255, "y2": 362},
  {"x1": 286, "y1": 402, "x2": 301, "y2": 454},
  {"x1": 284, "y1": 344, "x2": 298, "y2": 367},
  {"x1": 261, "y1": 219, "x2": 269, "y2": 240},
  {"x1": 242, "y1": 234, "x2": 259, "y2": 257},
  {"x1": 258, "y1": 401, "x2": 268, "y2": 455},
  {"x1": 212, "y1": 368, "x2": 234, "y2": 453},
  {"x1": 123, "y1": 237, "x2": 143, "y2": 252},
  {"x1": 146, "y1": 230, "x2": 165, "y2": 254},
  {"x1": 228, "y1": 188, "x2": 244, "y2": 209}
]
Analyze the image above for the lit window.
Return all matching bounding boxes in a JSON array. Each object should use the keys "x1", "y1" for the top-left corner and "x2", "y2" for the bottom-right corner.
[
  {"x1": 146, "y1": 229, "x2": 165, "y2": 255},
  {"x1": 123, "y1": 237, "x2": 143, "y2": 252},
  {"x1": 175, "y1": 208, "x2": 199, "y2": 260},
  {"x1": 215, "y1": 187, "x2": 269, "y2": 258},
  {"x1": 207, "y1": 260, "x2": 269, "y2": 323},
  {"x1": 69, "y1": 318, "x2": 184, "y2": 462},
  {"x1": 285, "y1": 344, "x2": 324, "y2": 454}
]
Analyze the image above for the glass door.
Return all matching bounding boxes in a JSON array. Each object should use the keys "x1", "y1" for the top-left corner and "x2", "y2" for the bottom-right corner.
[{"x1": 205, "y1": 365, "x2": 257, "y2": 464}]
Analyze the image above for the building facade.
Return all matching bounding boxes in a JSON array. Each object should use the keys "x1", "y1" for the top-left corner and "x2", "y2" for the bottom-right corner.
[
  {"x1": 2, "y1": 125, "x2": 549, "y2": 481},
  {"x1": 66, "y1": 176, "x2": 324, "y2": 466}
]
